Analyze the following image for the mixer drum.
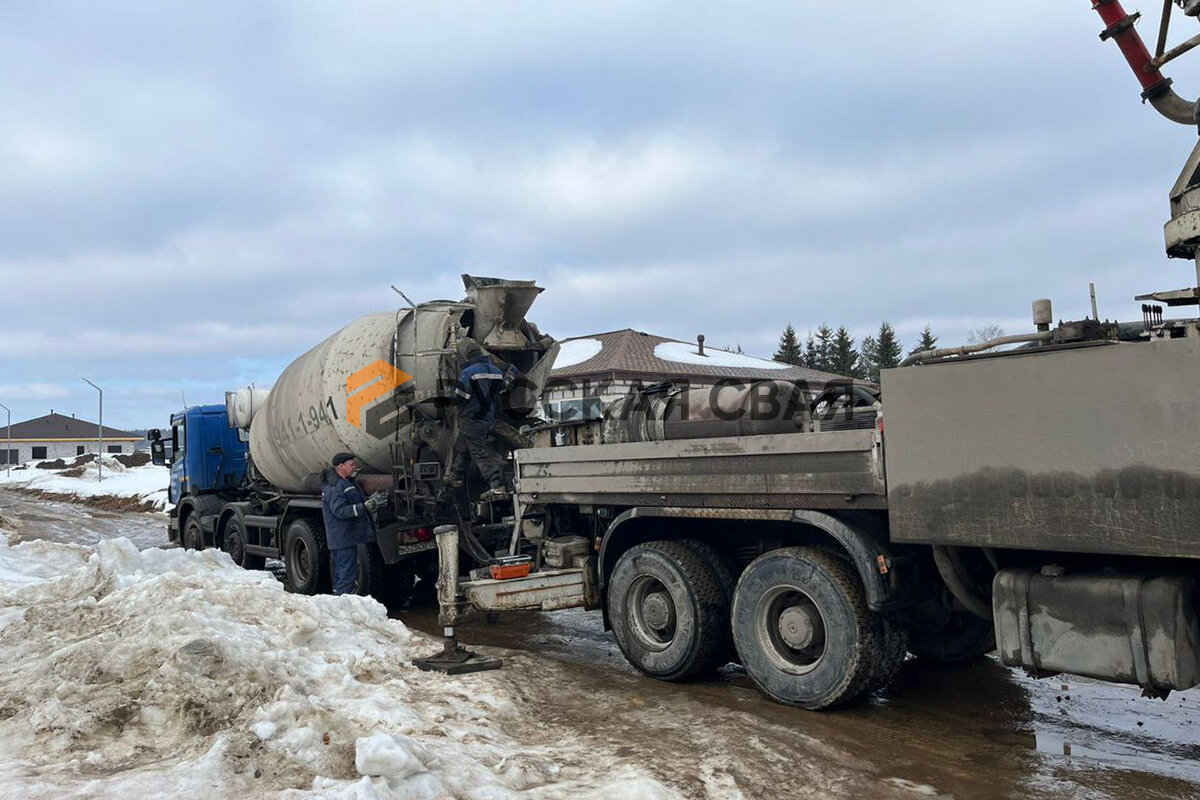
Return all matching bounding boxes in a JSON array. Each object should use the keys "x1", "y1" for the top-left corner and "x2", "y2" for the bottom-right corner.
[
  {"x1": 247, "y1": 277, "x2": 554, "y2": 493},
  {"x1": 249, "y1": 311, "x2": 420, "y2": 493}
]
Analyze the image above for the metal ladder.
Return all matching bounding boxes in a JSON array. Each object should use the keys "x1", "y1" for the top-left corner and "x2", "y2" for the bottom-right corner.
[{"x1": 390, "y1": 441, "x2": 415, "y2": 520}]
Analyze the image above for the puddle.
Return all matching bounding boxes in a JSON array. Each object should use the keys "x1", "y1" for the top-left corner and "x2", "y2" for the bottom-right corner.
[{"x1": 987, "y1": 726, "x2": 1200, "y2": 779}]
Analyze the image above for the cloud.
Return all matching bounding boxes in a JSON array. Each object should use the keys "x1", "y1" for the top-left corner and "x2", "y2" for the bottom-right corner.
[
  {"x1": 0, "y1": 0, "x2": 1192, "y2": 427},
  {"x1": 0, "y1": 383, "x2": 72, "y2": 401}
]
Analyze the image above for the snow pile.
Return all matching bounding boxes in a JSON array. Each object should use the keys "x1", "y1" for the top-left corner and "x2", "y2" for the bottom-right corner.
[
  {"x1": 0, "y1": 534, "x2": 679, "y2": 800},
  {"x1": 552, "y1": 338, "x2": 604, "y2": 369},
  {"x1": 0, "y1": 457, "x2": 169, "y2": 511},
  {"x1": 653, "y1": 341, "x2": 789, "y2": 370}
]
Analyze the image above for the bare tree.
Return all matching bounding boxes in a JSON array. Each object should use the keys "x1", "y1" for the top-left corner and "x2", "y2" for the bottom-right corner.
[{"x1": 966, "y1": 324, "x2": 1005, "y2": 344}]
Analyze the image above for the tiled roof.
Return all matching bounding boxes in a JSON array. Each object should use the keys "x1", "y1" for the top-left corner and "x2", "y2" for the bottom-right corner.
[
  {"x1": 550, "y1": 329, "x2": 849, "y2": 386},
  {"x1": 0, "y1": 412, "x2": 139, "y2": 440}
]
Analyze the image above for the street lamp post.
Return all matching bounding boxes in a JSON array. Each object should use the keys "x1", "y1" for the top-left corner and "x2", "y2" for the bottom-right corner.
[
  {"x1": 82, "y1": 379, "x2": 103, "y2": 483},
  {"x1": 0, "y1": 403, "x2": 9, "y2": 477}
]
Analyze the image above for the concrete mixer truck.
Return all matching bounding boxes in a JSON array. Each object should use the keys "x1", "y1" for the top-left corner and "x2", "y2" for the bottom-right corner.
[{"x1": 148, "y1": 275, "x2": 558, "y2": 603}]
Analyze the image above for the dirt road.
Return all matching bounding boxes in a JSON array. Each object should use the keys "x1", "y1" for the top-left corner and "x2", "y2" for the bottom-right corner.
[
  {"x1": 0, "y1": 486, "x2": 166, "y2": 550},
  {"x1": 400, "y1": 606, "x2": 1200, "y2": 800},
  {"x1": 6, "y1": 488, "x2": 1199, "y2": 800}
]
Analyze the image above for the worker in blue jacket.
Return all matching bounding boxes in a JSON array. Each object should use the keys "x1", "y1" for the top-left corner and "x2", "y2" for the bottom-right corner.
[
  {"x1": 321, "y1": 452, "x2": 385, "y2": 595},
  {"x1": 444, "y1": 338, "x2": 516, "y2": 500}
]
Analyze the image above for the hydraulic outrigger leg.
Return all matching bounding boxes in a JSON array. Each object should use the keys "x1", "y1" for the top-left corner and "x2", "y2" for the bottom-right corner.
[{"x1": 412, "y1": 524, "x2": 503, "y2": 675}]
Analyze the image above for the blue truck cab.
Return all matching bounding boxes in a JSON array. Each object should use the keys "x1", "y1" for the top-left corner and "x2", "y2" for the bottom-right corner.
[{"x1": 151, "y1": 405, "x2": 249, "y2": 505}]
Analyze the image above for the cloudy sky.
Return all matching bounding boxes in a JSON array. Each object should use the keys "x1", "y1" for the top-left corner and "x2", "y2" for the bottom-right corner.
[{"x1": 1, "y1": 1, "x2": 1196, "y2": 428}]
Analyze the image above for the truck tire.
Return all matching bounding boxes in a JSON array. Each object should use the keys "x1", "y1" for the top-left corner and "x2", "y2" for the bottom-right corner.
[
  {"x1": 732, "y1": 547, "x2": 884, "y2": 710},
  {"x1": 864, "y1": 614, "x2": 909, "y2": 694},
  {"x1": 356, "y1": 543, "x2": 416, "y2": 608},
  {"x1": 607, "y1": 540, "x2": 730, "y2": 682},
  {"x1": 222, "y1": 516, "x2": 266, "y2": 570},
  {"x1": 907, "y1": 602, "x2": 995, "y2": 663},
  {"x1": 284, "y1": 518, "x2": 331, "y2": 595},
  {"x1": 679, "y1": 539, "x2": 738, "y2": 666},
  {"x1": 182, "y1": 514, "x2": 205, "y2": 551}
]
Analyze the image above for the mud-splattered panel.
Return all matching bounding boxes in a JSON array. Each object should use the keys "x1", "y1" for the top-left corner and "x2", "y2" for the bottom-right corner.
[{"x1": 881, "y1": 337, "x2": 1200, "y2": 558}]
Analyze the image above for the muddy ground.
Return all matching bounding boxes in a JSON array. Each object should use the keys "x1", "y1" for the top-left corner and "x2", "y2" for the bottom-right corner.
[
  {"x1": 0, "y1": 486, "x2": 167, "y2": 549},
  {"x1": 400, "y1": 608, "x2": 1200, "y2": 800},
  {"x1": 4, "y1": 486, "x2": 1199, "y2": 800}
]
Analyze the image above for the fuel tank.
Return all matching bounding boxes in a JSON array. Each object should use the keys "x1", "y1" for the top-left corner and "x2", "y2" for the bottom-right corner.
[{"x1": 247, "y1": 276, "x2": 555, "y2": 493}]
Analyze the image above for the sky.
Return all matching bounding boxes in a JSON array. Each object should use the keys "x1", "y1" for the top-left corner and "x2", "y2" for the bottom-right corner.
[{"x1": 1, "y1": 1, "x2": 1197, "y2": 428}]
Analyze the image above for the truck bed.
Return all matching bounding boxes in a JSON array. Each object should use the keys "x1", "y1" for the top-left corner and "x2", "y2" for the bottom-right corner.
[{"x1": 514, "y1": 429, "x2": 885, "y2": 510}]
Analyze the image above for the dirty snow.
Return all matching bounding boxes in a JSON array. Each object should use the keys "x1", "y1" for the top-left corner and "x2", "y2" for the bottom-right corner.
[
  {"x1": 653, "y1": 341, "x2": 789, "y2": 370},
  {"x1": 0, "y1": 457, "x2": 169, "y2": 510},
  {"x1": 552, "y1": 338, "x2": 604, "y2": 369},
  {"x1": 0, "y1": 531, "x2": 680, "y2": 800}
]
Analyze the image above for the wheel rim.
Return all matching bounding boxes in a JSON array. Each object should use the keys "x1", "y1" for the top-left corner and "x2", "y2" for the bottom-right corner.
[
  {"x1": 627, "y1": 574, "x2": 677, "y2": 650},
  {"x1": 226, "y1": 523, "x2": 244, "y2": 563},
  {"x1": 755, "y1": 585, "x2": 827, "y2": 675},
  {"x1": 185, "y1": 520, "x2": 202, "y2": 550},
  {"x1": 291, "y1": 536, "x2": 311, "y2": 584}
]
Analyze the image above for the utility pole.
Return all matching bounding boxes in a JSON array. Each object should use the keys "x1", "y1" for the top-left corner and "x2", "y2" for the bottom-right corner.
[
  {"x1": 82, "y1": 379, "x2": 103, "y2": 482},
  {"x1": 0, "y1": 403, "x2": 9, "y2": 478}
]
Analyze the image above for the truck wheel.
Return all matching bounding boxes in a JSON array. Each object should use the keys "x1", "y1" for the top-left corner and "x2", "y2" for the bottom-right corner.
[
  {"x1": 732, "y1": 547, "x2": 884, "y2": 710},
  {"x1": 864, "y1": 614, "x2": 909, "y2": 694},
  {"x1": 356, "y1": 543, "x2": 416, "y2": 608},
  {"x1": 222, "y1": 517, "x2": 265, "y2": 570},
  {"x1": 182, "y1": 515, "x2": 205, "y2": 551},
  {"x1": 907, "y1": 595, "x2": 995, "y2": 663},
  {"x1": 679, "y1": 539, "x2": 738, "y2": 666},
  {"x1": 607, "y1": 540, "x2": 730, "y2": 682},
  {"x1": 284, "y1": 518, "x2": 331, "y2": 595}
]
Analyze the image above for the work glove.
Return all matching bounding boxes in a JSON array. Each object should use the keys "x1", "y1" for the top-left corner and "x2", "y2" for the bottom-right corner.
[{"x1": 363, "y1": 490, "x2": 388, "y2": 513}]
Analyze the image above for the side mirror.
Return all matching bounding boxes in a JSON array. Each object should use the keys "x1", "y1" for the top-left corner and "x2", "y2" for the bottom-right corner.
[{"x1": 151, "y1": 439, "x2": 167, "y2": 467}]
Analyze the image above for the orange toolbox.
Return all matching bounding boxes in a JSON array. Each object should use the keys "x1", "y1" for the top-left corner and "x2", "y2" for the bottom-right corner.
[{"x1": 489, "y1": 556, "x2": 533, "y2": 580}]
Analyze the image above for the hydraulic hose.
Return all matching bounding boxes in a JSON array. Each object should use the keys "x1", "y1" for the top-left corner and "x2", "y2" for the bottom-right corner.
[{"x1": 900, "y1": 332, "x2": 1053, "y2": 367}]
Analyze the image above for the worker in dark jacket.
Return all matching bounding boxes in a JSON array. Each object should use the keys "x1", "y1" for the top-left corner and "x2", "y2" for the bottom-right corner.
[
  {"x1": 444, "y1": 338, "x2": 516, "y2": 500},
  {"x1": 321, "y1": 452, "x2": 385, "y2": 595}
]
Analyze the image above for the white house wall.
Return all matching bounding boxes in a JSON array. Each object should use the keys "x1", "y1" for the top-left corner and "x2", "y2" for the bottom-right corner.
[{"x1": 0, "y1": 440, "x2": 136, "y2": 465}]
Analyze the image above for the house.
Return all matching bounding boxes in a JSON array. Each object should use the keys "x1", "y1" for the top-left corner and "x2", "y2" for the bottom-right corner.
[
  {"x1": 545, "y1": 328, "x2": 849, "y2": 420},
  {"x1": 0, "y1": 411, "x2": 141, "y2": 465}
]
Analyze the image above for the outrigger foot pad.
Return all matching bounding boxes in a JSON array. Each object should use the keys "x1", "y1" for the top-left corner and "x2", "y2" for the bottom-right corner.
[{"x1": 413, "y1": 635, "x2": 502, "y2": 675}]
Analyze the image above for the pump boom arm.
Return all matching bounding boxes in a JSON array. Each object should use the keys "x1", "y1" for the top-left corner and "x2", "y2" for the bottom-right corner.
[{"x1": 1088, "y1": 0, "x2": 1199, "y2": 125}]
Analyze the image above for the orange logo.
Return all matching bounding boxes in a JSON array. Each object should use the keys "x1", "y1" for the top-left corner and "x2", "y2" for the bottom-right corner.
[{"x1": 346, "y1": 360, "x2": 412, "y2": 429}]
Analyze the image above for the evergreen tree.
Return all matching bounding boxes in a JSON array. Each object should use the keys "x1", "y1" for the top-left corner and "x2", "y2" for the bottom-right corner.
[
  {"x1": 828, "y1": 326, "x2": 861, "y2": 378},
  {"x1": 908, "y1": 324, "x2": 938, "y2": 356},
  {"x1": 813, "y1": 324, "x2": 835, "y2": 373},
  {"x1": 860, "y1": 334, "x2": 879, "y2": 381},
  {"x1": 802, "y1": 332, "x2": 818, "y2": 370},
  {"x1": 773, "y1": 323, "x2": 802, "y2": 365},
  {"x1": 874, "y1": 321, "x2": 902, "y2": 379}
]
